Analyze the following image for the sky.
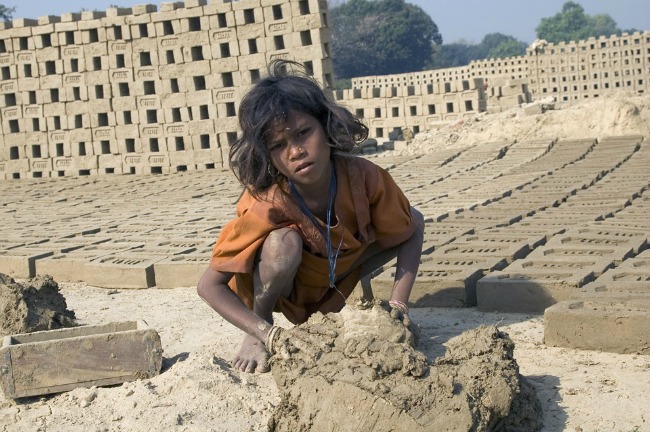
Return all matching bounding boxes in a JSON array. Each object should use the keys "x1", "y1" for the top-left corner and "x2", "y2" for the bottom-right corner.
[
  {"x1": 7, "y1": 0, "x2": 650, "y2": 45},
  {"x1": 407, "y1": 0, "x2": 650, "y2": 44}
]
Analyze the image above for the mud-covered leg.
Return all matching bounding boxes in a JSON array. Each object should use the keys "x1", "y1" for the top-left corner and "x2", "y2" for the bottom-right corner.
[{"x1": 232, "y1": 228, "x2": 302, "y2": 373}]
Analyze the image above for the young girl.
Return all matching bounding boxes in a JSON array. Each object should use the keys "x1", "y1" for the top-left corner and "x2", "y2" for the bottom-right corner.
[{"x1": 197, "y1": 60, "x2": 424, "y2": 373}]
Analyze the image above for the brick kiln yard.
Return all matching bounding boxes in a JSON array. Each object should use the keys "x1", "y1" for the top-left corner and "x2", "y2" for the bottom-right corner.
[{"x1": 1, "y1": 94, "x2": 650, "y2": 431}]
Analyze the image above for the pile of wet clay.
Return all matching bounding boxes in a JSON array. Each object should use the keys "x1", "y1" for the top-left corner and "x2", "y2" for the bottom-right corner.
[
  {"x1": 0, "y1": 273, "x2": 77, "y2": 337},
  {"x1": 268, "y1": 304, "x2": 542, "y2": 432}
]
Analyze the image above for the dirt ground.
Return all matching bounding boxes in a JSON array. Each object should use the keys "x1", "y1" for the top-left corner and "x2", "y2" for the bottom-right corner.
[
  {"x1": 1, "y1": 283, "x2": 648, "y2": 431},
  {"x1": 397, "y1": 93, "x2": 650, "y2": 155},
  {"x1": 1, "y1": 93, "x2": 650, "y2": 431}
]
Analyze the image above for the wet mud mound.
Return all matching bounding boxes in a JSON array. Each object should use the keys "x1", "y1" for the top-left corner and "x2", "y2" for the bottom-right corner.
[
  {"x1": 268, "y1": 305, "x2": 541, "y2": 431},
  {"x1": 0, "y1": 274, "x2": 77, "y2": 337}
]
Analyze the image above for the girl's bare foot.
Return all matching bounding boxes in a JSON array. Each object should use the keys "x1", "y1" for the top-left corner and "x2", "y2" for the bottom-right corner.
[{"x1": 232, "y1": 334, "x2": 270, "y2": 373}]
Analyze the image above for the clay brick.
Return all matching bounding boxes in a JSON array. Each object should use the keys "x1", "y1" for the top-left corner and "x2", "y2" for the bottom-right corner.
[
  {"x1": 0, "y1": 248, "x2": 54, "y2": 278},
  {"x1": 544, "y1": 298, "x2": 650, "y2": 354},
  {"x1": 547, "y1": 233, "x2": 647, "y2": 254},
  {"x1": 154, "y1": 253, "x2": 211, "y2": 288},
  {"x1": 572, "y1": 279, "x2": 650, "y2": 299},
  {"x1": 35, "y1": 242, "x2": 128, "y2": 282},
  {"x1": 528, "y1": 244, "x2": 634, "y2": 265},
  {"x1": 231, "y1": 0, "x2": 262, "y2": 12},
  {"x1": 436, "y1": 240, "x2": 531, "y2": 264},
  {"x1": 264, "y1": 19, "x2": 292, "y2": 36},
  {"x1": 505, "y1": 256, "x2": 615, "y2": 278},
  {"x1": 84, "y1": 253, "x2": 169, "y2": 289},
  {"x1": 373, "y1": 265, "x2": 484, "y2": 308},
  {"x1": 477, "y1": 270, "x2": 593, "y2": 314}
]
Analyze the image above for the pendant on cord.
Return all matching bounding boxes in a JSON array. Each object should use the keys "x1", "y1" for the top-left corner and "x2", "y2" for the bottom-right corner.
[{"x1": 289, "y1": 164, "x2": 343, "y2": 298}]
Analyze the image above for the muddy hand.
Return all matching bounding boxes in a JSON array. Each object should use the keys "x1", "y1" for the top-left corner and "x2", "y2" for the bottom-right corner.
[
  {"x1": 266, "y1": 325, "x2": 337, "y2": 367},
  {"x1": 389, "y1": 300, "x2": 421, "y2": 347}
]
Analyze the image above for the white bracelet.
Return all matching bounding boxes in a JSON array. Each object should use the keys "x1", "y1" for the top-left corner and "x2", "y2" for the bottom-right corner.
[
  {"x1": 389, "y1": 300, "x2": 409, "y2": 316},
  {"x1": 265, "y1": 326, "x2": 282, "y2": 355}
]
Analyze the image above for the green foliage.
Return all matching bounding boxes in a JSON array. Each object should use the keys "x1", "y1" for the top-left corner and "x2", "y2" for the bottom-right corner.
[
  {"x1": 0, "y1": 4, "x2": 16, "y2": 21},
  {"x1": 330, "y1": 0, "x2": 442, "y2": 79},
  {"x1": 430, "y1": 43, "x2": 476, "y2": 69},
  {"x1": 536, "y1": 1, "x2": 620, "y2": 43},
  {"x1": 430, "y1": 33, "x2": 526, "y2": 69},
  {"x1": 334, "y1": 77, "x2": 352, "y2": 90},
  {"x1": 481, "y1": 33, "x2": 527, "y2": 58},
  {"x1": 487, "y1": 38, "x2": 528, "y2": 59}
]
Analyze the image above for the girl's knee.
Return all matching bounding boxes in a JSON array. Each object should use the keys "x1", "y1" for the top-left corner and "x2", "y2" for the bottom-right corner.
[{"x1": 261, "y1": 228, "x2": 302, "y2": 273}]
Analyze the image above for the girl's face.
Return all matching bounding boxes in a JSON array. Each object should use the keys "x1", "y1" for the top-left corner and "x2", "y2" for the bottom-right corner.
[{"x1": 267, "y1": 110, "x2": 332, "y2": 192}]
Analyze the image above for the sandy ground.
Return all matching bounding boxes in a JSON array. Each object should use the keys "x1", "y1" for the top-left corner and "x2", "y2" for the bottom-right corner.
[
  {"x1": 397, "y1": 93, "x2": 650, "y2": 155},
  {"x1": 2, "y1": 93, "x2": 650, "y2": 431},
  {"x1": 0, "y1": 283, "x2": 648, "y2": 431}
]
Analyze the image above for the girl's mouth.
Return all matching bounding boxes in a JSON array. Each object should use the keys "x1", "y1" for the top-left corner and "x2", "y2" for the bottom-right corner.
[{"x1": 295, "y1": 162, "x2": 313, "y2": 173}]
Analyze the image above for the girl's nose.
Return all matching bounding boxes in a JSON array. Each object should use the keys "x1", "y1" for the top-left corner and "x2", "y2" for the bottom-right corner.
[{"x1": 289, "y1": 142, "x2": 305, "y2": 159}]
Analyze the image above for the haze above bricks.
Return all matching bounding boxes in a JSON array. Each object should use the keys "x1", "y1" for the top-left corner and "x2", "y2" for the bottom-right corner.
[{"x1": 0, "y1": 0, "x2": 332, "y2": 180}]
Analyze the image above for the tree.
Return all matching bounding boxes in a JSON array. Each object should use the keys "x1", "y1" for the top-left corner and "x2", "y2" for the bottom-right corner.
[
  {"x1": 588, "y1": 13, "x2": 620, "y2": 37},
  {"x1": 484, "y1": 35, "x2": 527, "y2": 59},
  {"x1": 430, "y1": 43, "x2": 475, "y2": 69},
  {"x1": 536, "y1": 1, "x2": 620, "y2": 44},
  {"x1": 330, "y1": 0, "x2": 442, "y2": 79},
  {"x1": 0, "y1": 4, "x2": 15, "y2": 21},
  {"x1": 429, "y1": 33, "x2": 526, "y2": 69},
  {"x1": 480, "y1": 33, "x2": 526, "y2": 58},
  {"x1": 488, "y1": 39, "x2": 527, "y2": 58}
]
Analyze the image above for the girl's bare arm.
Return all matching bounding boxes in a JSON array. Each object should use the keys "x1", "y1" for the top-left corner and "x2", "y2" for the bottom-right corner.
[
  {"x1": 197, "y1": 268, "x2": 273, "y2": 342},
  {"x1": 390, "y1": 207, "x2": 425, "y2": 304}
]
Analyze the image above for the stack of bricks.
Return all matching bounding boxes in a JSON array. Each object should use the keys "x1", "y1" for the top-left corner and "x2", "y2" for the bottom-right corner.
[
  {"x1": 527, "y1": 33, "x2": 650, "y2": 102},
  {"x1": 347, "y1": 31, "x2": 649, "y2": 141},
  {"x1": 484, "y1": 76, "x2": 532, "y2": 113},
  {"x1": 0, "y1": 0, "x2": 334, "y2": 180},
  {"x1": 335, "y1": 77, "x2": 486, "y2": 140}
]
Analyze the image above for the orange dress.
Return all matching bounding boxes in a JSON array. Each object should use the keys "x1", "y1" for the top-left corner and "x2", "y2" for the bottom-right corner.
[{"x1": 209, "y1": 154, "x2": 416, "y2": 324}]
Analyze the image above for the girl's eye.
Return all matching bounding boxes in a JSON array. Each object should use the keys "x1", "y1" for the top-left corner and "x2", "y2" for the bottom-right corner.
[
  {"x1": 269, "y1": 142, "x2": 284, "y2": 152},
  {"x1": 297, "y1": 127, "x2": 310, "y2": 137}
]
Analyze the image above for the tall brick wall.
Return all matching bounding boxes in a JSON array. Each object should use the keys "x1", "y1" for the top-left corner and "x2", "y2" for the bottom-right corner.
[
  {"x1": 335, "y1": 77, "x2": 486, "y2": 139},
  {"x1": 0, "y1": 0, "x2": 333, "y2": 180},
  {"x1": 526, "y1": 32, "x2": 650, "y2": 101},
  {"x1": 347, "y1": 31, "x2": 649, "y2": 139},
  {"x1": 0, "y1": 0, "x2": 647, "y2": 181}
]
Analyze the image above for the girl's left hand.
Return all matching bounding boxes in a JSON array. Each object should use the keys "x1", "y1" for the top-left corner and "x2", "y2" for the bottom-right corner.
[{"x1": 388, "y1": 300, "x2": 420, "y2": 347}]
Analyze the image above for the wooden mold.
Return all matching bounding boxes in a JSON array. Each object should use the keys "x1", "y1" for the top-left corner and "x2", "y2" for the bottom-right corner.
[{"x1": 0, "y1": 320, "x2": 162, "y2": 399}]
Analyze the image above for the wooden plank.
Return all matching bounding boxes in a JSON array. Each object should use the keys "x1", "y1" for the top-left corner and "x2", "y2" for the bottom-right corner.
[{"x1": 0, "y1": 321, "x2": 162, "y2": 399}]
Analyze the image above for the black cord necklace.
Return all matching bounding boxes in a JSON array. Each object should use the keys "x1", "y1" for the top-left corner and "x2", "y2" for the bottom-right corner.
[{"x1": 288, "y1": 164, "x2": 343, "y2": 291}]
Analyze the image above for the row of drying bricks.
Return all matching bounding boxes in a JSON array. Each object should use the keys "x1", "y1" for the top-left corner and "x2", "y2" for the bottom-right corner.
[{"x1": 371, "y1": 190, "x2": 650, "y2": 354}]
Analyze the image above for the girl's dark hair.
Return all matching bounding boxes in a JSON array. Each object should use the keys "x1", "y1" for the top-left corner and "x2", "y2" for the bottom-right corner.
[{"x1": 229, "y1": 60, "x2": 369, "y2": 195}]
